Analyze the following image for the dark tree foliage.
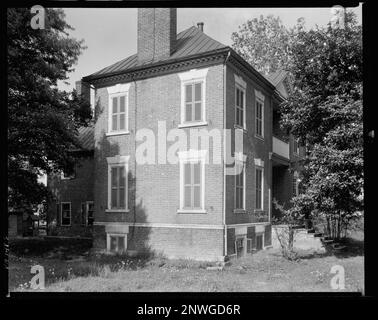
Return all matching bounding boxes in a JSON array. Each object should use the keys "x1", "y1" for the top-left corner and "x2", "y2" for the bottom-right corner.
[
  {"x1": 8, "y1": 8, "x2": 91, "y2": 210},
  {"x1": 280, "y1": 12, "x2": 363, "y2": 238}
]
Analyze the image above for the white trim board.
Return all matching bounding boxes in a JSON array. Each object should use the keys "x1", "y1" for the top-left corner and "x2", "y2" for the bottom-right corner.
[{"x1": 94, "y1": 221, "x2": 224, "y2": 230}]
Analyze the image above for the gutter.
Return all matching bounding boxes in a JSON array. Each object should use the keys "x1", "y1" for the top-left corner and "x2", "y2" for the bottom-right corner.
[{"x1": 223, "y1": 50, "x2": 231, "y2": 258}]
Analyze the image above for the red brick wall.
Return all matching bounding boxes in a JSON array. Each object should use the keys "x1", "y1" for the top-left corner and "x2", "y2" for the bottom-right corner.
[
  {"x1": 93, "y1": 64, "x2": 225, "y2": 227},
  {"x1": 47, "y1": 156, "x2": 94, "y2": 237},
  {"x1": 225, "y1": 63, "x2": 273, "y2": 225},
  {"x1": 137, "y1": 8, "x2": 176, "y2": 63}
]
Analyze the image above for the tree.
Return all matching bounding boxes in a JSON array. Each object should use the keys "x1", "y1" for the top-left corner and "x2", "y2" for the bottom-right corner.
[
  {"x1": 8, "y1": 8, "x2": 92, "y2": 211},
  {"x1": 280, "y1": 11, "x2": 363, "y2": 239},
  {"x1": 231, "y1": 15, "x2": 305, "y2": 75}
]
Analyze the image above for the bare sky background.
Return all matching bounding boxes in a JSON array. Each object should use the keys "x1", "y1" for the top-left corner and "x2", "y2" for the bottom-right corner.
[{"x1": 59, "y1": 5, "x2": 362, "y2": 91}]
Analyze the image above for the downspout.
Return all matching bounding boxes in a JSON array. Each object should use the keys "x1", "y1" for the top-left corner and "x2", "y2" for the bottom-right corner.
[{"x1": 223, "y1": 50, "x2": 231, "y2": 258}]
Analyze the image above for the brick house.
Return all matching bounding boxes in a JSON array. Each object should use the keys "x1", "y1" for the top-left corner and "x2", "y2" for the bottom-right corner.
[
  {"x1": 47, "y1": 8, "x2": 304, "y2": 261},
  {"x1": 47, "y1": 125, "x2": 95, "y2": 238}
]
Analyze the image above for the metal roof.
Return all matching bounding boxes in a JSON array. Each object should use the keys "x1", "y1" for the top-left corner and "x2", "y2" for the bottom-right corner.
[
  {"x1": 265, "y1": 69, "x2": 288, "y2": 87},
  {"x1": 77, "y1": 126, "x2": 94, "y2": 151},
  {"x1": 88, "y1": 26, "x2": 227, "y2": 78}
]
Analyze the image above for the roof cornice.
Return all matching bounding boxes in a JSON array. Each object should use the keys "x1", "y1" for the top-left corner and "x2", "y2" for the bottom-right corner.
[{"x1": 83, "y1": 48, "x2": 230, "y2": 87}]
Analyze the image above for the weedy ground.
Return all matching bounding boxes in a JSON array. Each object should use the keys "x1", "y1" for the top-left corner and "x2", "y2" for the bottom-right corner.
[{"x1": 8, "y1": 233, "x2": 364, "y2": 292}]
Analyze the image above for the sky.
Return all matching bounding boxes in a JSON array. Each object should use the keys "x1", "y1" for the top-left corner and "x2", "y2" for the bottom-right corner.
[{"x1": 59, "y1": 5, "x2": 363, "y2": 91}]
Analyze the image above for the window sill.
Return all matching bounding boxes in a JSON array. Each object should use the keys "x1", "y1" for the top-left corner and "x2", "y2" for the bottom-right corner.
[
  {"x1": 234, "y1": 124, "x2": 247, "y2": 133},
  {"x1": 255, "y1": 135, "x2": 264, "y2": 141},
  {"x1": 233, "y1": 209, "x2": 246, "y2": 214},
  {"x1": 254, "y1": 209, "x2": 265, "y2": 214},
  {"x1": 105, "y1": 209, "x2": 130, "y2": 213},
  {"x1": 177, "y1": 209, "x2": 207, "y2": 214},
  {"x1": 106, "y1": 131, "x2": 130, "y2": 137},
  {"x1": 178, "y1": 121, "x2": 208, "y2": 129}
]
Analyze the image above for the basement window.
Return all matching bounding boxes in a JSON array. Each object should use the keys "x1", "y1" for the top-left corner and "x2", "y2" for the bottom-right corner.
[{"x1": 107, "y1": 234, "x2": 127, "y2": 253}]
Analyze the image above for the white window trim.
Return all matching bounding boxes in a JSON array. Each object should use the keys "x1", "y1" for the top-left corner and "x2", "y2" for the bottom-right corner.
[
  {"x1": 178, "y1": 68, "x2": 208, "y2": 127},
  {"x1": 106, "y1": 155, "x2": 130, "y2": 213},
  {"x1": 234, "y1": 74, "x2": 247, "y2": 130},
  {"x1": 106, "y1": 233, "x2": 127, "y2": 253},
  {"x1": 293, "y1": 171, "x2": 299, "y2": 196},
  {"x1": 83, "y1": 201, "x2": 94, "y2": 226},
  {"x1": 234, "y1": 154, "x2": 247, "y2": 213},
  {"x1": 60, "y1": 202, "x2": 71, "y2": 227},
  {"x1": 177, "y1": 149, "x2": 207, "y2": 213},
  {"x1": 107, "y1": 83, "x2": 130, "y2": 136},
  {"x1": 255, "y1": 89, "x2": 265, "y2": 139},
  {"x1": 254, "y1": 159, "x2": 264, "y2": 211},
  {"x1": 293, "y1": 138, "x2": 300, "y2": 155}
]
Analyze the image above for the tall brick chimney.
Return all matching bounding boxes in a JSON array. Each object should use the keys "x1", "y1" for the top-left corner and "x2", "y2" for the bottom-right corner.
[{"x1": 137, "y1": 8, "x2": 177, "y2": 64}]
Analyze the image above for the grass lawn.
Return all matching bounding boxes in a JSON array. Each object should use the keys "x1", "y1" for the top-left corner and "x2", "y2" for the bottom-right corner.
[{"x1": 8, "y1": 236, "x2": 364, "y2": 292}]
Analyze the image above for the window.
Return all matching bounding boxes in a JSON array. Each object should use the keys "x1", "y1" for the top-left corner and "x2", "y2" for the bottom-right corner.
[
  {"x1": 255, "y1": 167, "x2": 263, "y2": 210},
  {"x1": 107, "y1": 234, "x2": 126, "y2": 253},
  {"x1": 106, "y1": 155, "x2": 129, "y2": 212},
  {"x1": 184, "y1": 82, "x2": 203, "y2": 123},
  {"x1": 81, "y1": 201, "x2": 94, "y2": 226},
  {"x1": 107, "y1": 83, "x2": 130, "y2": 135},
  {"x1": 178, "y1": 150, "x2": 207, "y2": 213},
  {"x1": 61, "y1": 202, "x2": 71, "y2": 226},
  {"x1": 255, "y1": 90, "x2": 265, "y2": 138},
  {"x1": 178, "y1": 68, "x2": 208, "y2": 127},
  {"x1": 235, "y1": 86, "x2": 246, "y2": 128},
  {"x1": 235, "y1": 162, "x2": 245, "y2": 210},
  {"x1": 111, "y1": 166, "x2": 126, "y2": 209},
  {"x1": 293, "y1": 138, "x2": 299, "y2": 155},
  {"x1": 110, "y1": 95, "x2": 127, "y2": 132},
  {"x1": 61, "y1": 165, "x2": 75, "y2": 180},
  {"x1": 87, "y1": 202, "x2": 94, "y2": 226}
]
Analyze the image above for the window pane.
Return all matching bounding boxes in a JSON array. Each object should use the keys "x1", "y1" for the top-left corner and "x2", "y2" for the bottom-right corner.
[
  {"x1": 118, "y1": 236, "x2": 125, "y2": 252},
  {"x1": 119, "y1": 114, "x2": 125, "y2": 130},
  {"x1": 185, "y1": 84, "x2": 192, "y2": 103},
  {"x1": 195, "y1": 83, "x2": 202, "y2": 101},
  {"x1": 240, "y1": 109, "x2": 243, "y2": 127},
  {"x1": 240, "y1": 188, "x2": 243, "y2": 208},
  {"x1": 236, "y1": 189, "x2": 240, "y2": 209},
  {"x1": 194, "y1": 103, "x2": 202, "y2": 121},
  {"x1": 119, "y1": 167, "x2": 125, "y2": 187},
  {"x1": 111, "y1": 167, "x2": 118, "y2": 187},
  {"x1": 111, "y1": 189, "x2": 117, "y2": 208},
  {"x1": 119, "y1": 96, "x2": 125, "y2": 113},
  {"x1": 184, "y1": 163, "x2": 191, "y2": 185},
  {"x1": 236, "y1": 88, "x2": 240, "y2": 106},
  {"x1": 184, "y1": 186, "x2": 192, "y2": 207},
  {"x1": 185, "y1": 103, "x2": 192, "y2": 122},
  {"x1": 193, "y1": 185, "x2": 201, "y2": 208},
  {"x1": 110, "y1": 236, "x2": 117, "y2": 251},
  {"x1": 193, "y1": 163, "x2": 200, "y2": 184},
  {"x1": 112, "y1": 97, "x2": 118, "y2": 114},
  {"x1": 240, "y1": 91, "x2": 244, "y2": 107},
  {"x1": 119, "y1": 187, "x2": 125, "y2": 208},
  {"x1": 112, "y1": 115, "x2": 118, "y2": 131},
  {"x1": 62, "y1": 203, "x2": 70, "y2": 211}
]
